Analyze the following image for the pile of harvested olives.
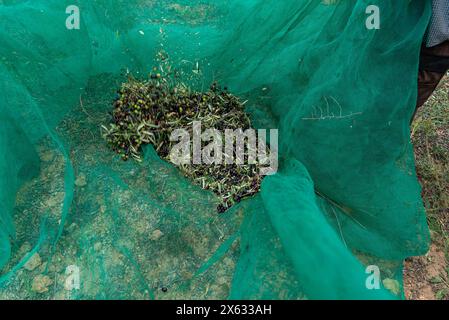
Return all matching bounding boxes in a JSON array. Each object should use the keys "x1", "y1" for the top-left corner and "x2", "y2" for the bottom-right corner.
[{"x1": 102, "y1": 76, "x2": 266, "y2": 212}]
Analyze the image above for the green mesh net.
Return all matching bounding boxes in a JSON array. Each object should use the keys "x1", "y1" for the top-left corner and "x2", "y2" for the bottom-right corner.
[{"x1": 0, "y1": 0, "x2": 431, "y2": 299}]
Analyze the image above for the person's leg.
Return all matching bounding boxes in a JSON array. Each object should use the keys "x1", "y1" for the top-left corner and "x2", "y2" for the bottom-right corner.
[
  {"x1": 416, "y1": 41, "x2": 449, "y2": 110},
  {"x1": 417, "y1": 69, "x2": 445, "y2": 109}
]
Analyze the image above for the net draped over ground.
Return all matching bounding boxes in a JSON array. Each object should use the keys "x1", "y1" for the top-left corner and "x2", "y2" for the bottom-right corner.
[{"x1": 0, "y1": 0, "x2": 431, "y2": 299}]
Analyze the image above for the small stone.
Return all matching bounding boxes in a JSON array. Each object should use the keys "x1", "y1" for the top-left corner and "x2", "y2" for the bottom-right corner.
[
  {"x1": 48, "y1": 254, "x2": 64, "y2": 273},
  {"x1": 383, "y1": 278, "x2": 401, "y2": 295},
  {"x1": 48, "y1": 263, "x2": 58, "y2": 273},
  {"x1": 31, "y1": 275, "x2": 53, "y2": 293},
  {"x1": 94, "y1": 242, "x2": 102, "y2": 251},
  {"x1": 150, "y1": 229, "x2": 164, "y2": 241},
  {"x1": 75, "y1": 173, "x2": 87, "y2": 187},
  {"x1": 39, "y1": 262, "x2": 48, "y2": 273},
  {"x1": 40, "y1": 150, "x2": 54, "y2": 162},
  {"x1": 53, "y1": 292, "x2": 67, "y2": 300},
  {"x1": 181, "y1": 271, "x2": 193, "y2": 280},
  {"x1": 67, "y1": 223, "x2": 77, "y2": 232},
  {"x1": 45, "y1": 192, "x2": 65, "y2": 208},
  {"x1": 18, "y1": 242, "x2": 32, "y2": 256},
  {"x1": 24, "y1": 253, "x2": 42, "y2": 271}
]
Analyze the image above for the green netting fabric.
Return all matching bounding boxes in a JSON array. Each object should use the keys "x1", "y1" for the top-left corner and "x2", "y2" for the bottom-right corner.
[{"x1": 0, "y1": 0, "x2": 431, "y2": 299}]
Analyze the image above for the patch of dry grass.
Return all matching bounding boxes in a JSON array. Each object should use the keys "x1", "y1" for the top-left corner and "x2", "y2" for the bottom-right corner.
[{"x1": 405, "y1": 74, "x2": 449, "y2": 300}]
